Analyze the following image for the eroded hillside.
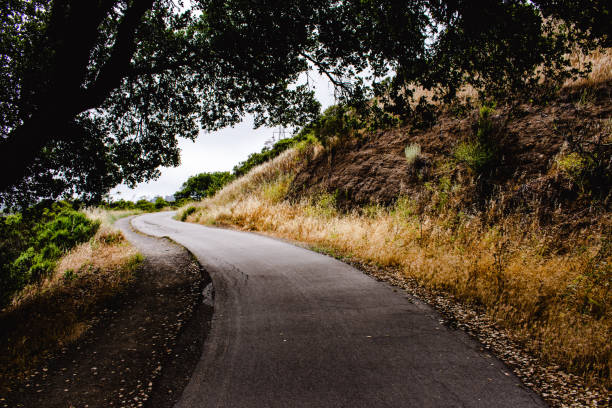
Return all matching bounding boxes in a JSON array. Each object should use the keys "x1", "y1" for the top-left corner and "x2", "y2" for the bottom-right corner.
[{"x1": 292, "y1": 85, "x2": 611, "y2": 238}]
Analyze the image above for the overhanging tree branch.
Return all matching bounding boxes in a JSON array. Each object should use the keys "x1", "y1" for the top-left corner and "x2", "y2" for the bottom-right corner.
[
  {"x1": 299, "y1": 52, "x2": 352, "y2": 97},
  {"x1": 81, "y1": 0, "x2": 155, "y2": 111}
]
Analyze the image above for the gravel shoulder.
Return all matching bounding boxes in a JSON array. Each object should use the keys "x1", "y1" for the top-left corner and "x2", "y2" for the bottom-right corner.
[
  {"x1": 2, "y1": 216, "x2": 212, "y2": 408},
  {"x1": 316, "y1": 253, "x2": 611, "y2": 408}
]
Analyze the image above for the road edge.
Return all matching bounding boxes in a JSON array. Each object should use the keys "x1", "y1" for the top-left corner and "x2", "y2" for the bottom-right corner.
[{"x1": 122, "y1": 215, "x2": 215, "y2": 407}]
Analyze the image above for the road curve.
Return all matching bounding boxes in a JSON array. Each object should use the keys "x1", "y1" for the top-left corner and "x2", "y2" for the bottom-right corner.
[{"x1": 131, "y1": 211, "x2": 545, "y2": 408}]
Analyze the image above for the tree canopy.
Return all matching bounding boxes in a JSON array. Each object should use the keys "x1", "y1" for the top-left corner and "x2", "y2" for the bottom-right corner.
[{"x1": 1, "y1": 0, "x2": 608, "y2": 208}]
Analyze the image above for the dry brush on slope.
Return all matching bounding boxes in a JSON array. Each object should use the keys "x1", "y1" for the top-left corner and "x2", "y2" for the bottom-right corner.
[{"x1": 180, "y1": 77, "x2": 611, "y2": 405}]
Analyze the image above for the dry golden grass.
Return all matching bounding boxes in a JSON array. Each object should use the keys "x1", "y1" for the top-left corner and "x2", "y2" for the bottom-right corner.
[
  {"x1": 565, "y1": 47, "x2": 612, "y2": 88},
  {"x1": 181, "y1": 147, "x2": 611, "y2": 388},
  {"x1": 397, "y1": 47, "x2": 612, "y2": 107},
  {"x1": 0, "y1": 210, "x2": 142, "y2": 384},
  {"x1": 204, "y1": 144, "x2": 321, "y2": 207}
]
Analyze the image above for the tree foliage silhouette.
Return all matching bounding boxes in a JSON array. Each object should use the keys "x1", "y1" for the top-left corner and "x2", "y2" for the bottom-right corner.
[{"x1": 1, "y1": 0, "x2": 607, "y2": 207}]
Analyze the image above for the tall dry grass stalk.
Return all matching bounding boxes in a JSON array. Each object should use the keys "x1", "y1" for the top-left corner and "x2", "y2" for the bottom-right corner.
[
  {"x1": 181, "y1": 147, "x2": 611, "y2": 388},
  {"x1": 565, "y1": 48, "x2": 612, "y2": 88}
]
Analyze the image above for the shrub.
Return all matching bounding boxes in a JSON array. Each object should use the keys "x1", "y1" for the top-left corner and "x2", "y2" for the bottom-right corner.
[
  {"x1": 0, "y1": 203, "x2": 100, "y2": 307},
  {"x1": 135, "y1": 199, "x2": 155, "y2": 212},
  {"x1": 404, "y1": 143, "x2": 422, "y2": 165},
  {"x1": 454, "y1": 104, "x2": 499, "y2": 173},
  {"x1": 557, "y1": 152, "x2": 592, "y2": 188},
  {"x1": 313, "y1": 105, "x2": 368, "y2": 148},
  {"x1": 104, "y1": 199, "x2": 138, "y2": 210},
  {"x1": 179, "y1": 206, "x2": 196, "y2": 222},
  {"x1": 454, "y1": 141, "x2": 496, "y2": 173},
  {"x1": 35, "y1": 210, "x2": 100, "y2": 251},
  {"x1": 175, "y1": 172, "x2": 235, "y2": 200},
  {"x1": 154, "y1": 197, "x2": 169, "y2": 210},
  {"x1": 556, "y1": 121, "x2": 612, "y2": 197}
]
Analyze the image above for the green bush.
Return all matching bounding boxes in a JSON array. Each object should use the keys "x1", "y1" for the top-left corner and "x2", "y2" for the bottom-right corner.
[
  {"x1": 179, "y1": 206, "x2": 196, "y2": 222},
  {"x1": 175, "y1": 172, "x2": 235, "y2": 200},
  {"x1": 35, "y1": 210, "x2": 99, "y2": 251},
  {"x1": 557, "y1": 152, "x2": 592, "y2": 186},
  {"x1": 454, "y1": 141, "x2": 496, "y2": 173},
  {"x1": 105, "y1": 199, "x2": 138, "y2": 210},
  {"x1": 0, "y1": 202, "x2": 100, "y2": 307},
  {"x1": 135, "y1": 199, "x2": 155, "y2": 212},
  {"x1": 454, "y1": 104, "x2": 499, "y2": 173},
  {"x1": 154, "y1": 197, "x2": 169, "y2": 210},
  {"x1": 310, "y1": 105, "x2": 364, "y2": 147},
  {"x1": 554, "y1": 119, "x2": 612, "y2": 197},
  {"x1": 558, "y1": 148, "x2": 612, "y2": 197}
]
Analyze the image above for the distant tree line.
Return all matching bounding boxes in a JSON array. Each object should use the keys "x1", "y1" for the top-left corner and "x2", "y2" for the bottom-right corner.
[
  {"x1": 103, "y1": 196, "x2": 179, "y2": 211},
  {"x1": 174, "y1": 172, "x2": 235, "y2": 201}
]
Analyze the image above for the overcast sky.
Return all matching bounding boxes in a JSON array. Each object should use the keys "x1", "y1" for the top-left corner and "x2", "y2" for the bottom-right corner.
[{"x1": 110, "y1": 72, "x2": 336, "y2": 201}]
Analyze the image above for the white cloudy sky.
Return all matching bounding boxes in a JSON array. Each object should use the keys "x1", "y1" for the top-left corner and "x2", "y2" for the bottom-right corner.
[{"x1": 111, "y1": 72, "x2": 336, "y2": 200}]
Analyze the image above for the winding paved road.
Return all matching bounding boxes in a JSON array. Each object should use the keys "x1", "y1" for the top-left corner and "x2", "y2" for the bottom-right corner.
[{"x1": 131, "y1": 212, "x2": 546, "y2": 408}]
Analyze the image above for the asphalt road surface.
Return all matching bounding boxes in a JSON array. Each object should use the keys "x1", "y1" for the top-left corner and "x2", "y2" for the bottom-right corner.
[{"x1": 131, "y1": 211, "x2": 546, "y2": 408}]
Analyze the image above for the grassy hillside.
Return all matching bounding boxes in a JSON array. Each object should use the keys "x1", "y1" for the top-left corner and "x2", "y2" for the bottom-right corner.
[
  {"x1": 180, "y1": 60, "x2": 611, "y2": 399},
  {"x1": 0, "y1": 208, "x2": 142, "y2": 389}
]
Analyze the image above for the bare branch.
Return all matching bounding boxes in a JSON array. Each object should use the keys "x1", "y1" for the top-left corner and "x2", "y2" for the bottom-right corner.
[{"x1": 299, "y1": 52, "x2": 352, "y2": 97}]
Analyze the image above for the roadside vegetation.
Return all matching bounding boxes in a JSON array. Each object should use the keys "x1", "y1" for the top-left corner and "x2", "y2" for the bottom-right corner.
[
  {"x1": 182, "y1": 140, "x2": 610, "y2": 389},
  {"x1": 103, "y1": 197, "x2": 175, "y2": 212},
  {"x1": 179, "y1": 49, "x2": 612, "y2": 392},
  {"x1": 0, "y1": 204, "x2": 142, "y2": 388},
  {"x1": 174, "y1": 171, "x2": 235, "y2": 201}
]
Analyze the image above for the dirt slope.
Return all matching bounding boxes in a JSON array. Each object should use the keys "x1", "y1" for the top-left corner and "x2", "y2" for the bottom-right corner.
[{"x1": 292, "y1": 84, "x2": 611, "y2": 231}]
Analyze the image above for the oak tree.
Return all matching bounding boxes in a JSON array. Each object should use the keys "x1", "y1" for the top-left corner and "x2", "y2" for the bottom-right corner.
[{"x1": 1, "y1": 0, "x2": 607, "y2": 207}]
